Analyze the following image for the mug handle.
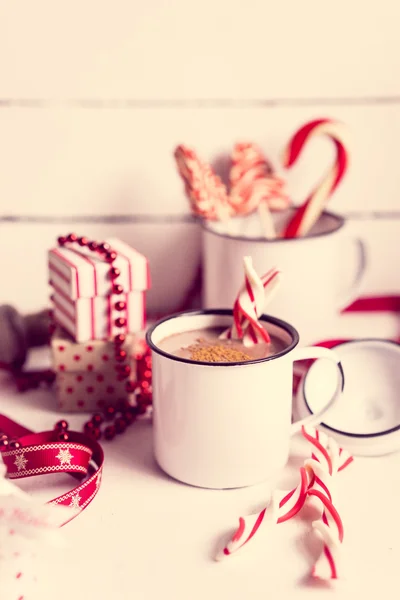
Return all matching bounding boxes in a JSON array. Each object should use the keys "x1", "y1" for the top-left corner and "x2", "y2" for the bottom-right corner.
[
  {"x1": 337, "y1": 237, "x2": 367, "y2": 312},
  {"x1": 290, "y1": 346, "x2": 344, "y2": 435}
]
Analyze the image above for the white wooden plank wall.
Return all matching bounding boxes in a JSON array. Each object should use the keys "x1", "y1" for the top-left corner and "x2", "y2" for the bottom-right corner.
[{"x1": 0, "y1": 0, "x2": 399, "y2": 321}]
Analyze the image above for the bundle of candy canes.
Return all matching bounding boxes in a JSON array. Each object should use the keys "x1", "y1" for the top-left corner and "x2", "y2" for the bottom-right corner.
[
  {"x1": 220, "y1": 255, "x2": 280, "y2": 347},
  {"x1": 174, "y1": 117, "x2": 349, "y2": 240},
  {"x1": 215, "y1": 425, "x2": 353, "y2": 580},
  {"x1": 174, "y1": 142, "x2": 291, "y2": 238}
]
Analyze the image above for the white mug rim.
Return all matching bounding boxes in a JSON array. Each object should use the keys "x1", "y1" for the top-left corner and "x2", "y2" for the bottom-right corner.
[
  {"x1": 146, "y1": 309, "x2": 300, "y2": 367},
  {"x1": 201, "y1": 209, "x2": 345, "y2": 244}
]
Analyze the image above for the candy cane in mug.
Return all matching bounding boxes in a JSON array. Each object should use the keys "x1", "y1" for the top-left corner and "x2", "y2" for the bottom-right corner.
[
  {"x1": 174, "y1": 145, "x2": 232, "y2": 222},
  {"x1": 220, "y1": 256, "x2": 281, "y2": 346},
  {"x1": 281, "y1": 119, "x2": 350, "y2": 238},
  {"x1": 229, "y1": 143, "x2": 291, "y2": 238}
]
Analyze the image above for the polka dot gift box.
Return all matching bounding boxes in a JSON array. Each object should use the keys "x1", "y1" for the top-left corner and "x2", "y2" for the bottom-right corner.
[
  {"x1": 48, "y1": 234, "x2": 150, "y2": 412},
  {"x1": 51, "y1": 326, "x2": 136, "y2": 412}
]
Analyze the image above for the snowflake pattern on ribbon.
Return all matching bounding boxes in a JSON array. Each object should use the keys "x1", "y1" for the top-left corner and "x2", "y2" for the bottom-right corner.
[
  {"x1": 14, "y1": 453, "x2": 28, "y2": 471},
  {"x1": 69, "y1": 493, "x2": 81, "y2": 510},
  {"x1": 56, "y1": 448, "x2": 74, "y2": 467}
]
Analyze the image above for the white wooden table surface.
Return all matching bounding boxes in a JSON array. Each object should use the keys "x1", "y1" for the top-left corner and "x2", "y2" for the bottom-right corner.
[{"x1": 1, "y1": 318, "x2": 399, "y2": 600}]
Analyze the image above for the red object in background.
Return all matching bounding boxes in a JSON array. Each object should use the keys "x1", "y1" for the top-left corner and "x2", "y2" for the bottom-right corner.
[
  {"x1": 0, "y1": 414, "x2": 103, "y2": 525},
  {"x1": 343, "y1": 295, "x2": 400, "y2": 314}
]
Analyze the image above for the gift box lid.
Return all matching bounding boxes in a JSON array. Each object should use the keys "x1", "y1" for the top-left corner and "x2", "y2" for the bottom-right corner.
[
  {"x1": 294, "y1": 339, "x2": 400, "y2": 456},
  {"x1": 49, "y1": 237, "x2": 150, "y2": 299}
]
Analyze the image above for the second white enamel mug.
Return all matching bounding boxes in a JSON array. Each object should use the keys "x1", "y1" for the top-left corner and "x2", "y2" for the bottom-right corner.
[{"x1": 203, "y1": 210, "x2": 366, "y2": 344}]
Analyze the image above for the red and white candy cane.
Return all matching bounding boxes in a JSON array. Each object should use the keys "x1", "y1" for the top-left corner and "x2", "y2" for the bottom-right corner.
[
  {"x1": 302, "y1": 426, "x2": 352, "y2": 580},
  {"x1": 215, "y1": 426, "x2": 353, "y2": 575},
  {"x1": 174, "y1": 145, "x2": 232, "y2": 221},
  {"x1": 220, "y1": 256, "x2": 281, "y2": 346},
  {"x1": 281, "y1": 119, "x2": 349, "y2": 238},
  {"x1": 215, "y1": 467, "x2": 310, "y2": 561},
  {"x1": 229, "y1": 143, "x2": 291, "y2": 239},
  {"x1": 229, "y1": 142, "x2": 291, "y2": 214}
]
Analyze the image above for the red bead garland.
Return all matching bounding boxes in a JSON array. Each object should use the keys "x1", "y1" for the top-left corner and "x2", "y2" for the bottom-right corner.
[
  {"x1": 0, "y1": 232, "x2": 153, "y2": 445},
  {"x1": 82, "y1": 345, "x2": 152, "y2": 441},
  {"x1": 57, "y1": 234, "x2": 131, "y2": 380},
  {"x1": 56, "y1": 232, "x2": 153, "y2": 443}
]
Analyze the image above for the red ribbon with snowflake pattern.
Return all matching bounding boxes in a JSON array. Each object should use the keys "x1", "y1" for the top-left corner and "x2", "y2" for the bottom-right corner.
[{"x1": 0, "y1": 414, "x2": 103, "y2": 526}]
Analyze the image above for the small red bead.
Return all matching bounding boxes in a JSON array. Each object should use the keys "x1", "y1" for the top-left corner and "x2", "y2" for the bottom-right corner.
[
  {"x1": 115, "y1": 350, "x2": 127, "y2": 362},
  {"x1": 104, "y1": 405, "x2": 116, "y2": 420},
  {"x1": 115, "y1": 317, "x2": 126, "y2": 328},
  {"x1": 114, "y1": 417, "x2": 126, "y2": 434},
  {"x1": 143, "y1": 370, "x2": 152, "y2": 380},
  {"x1": 58, "y1": 432, "x2": 69, "y2": 442},
  {"x1": 9, "y1": 440, "x2": 21, "y2": 449},
  {"x1": 104, "y1": 425, "x2": 116, "y2": 441},
  {"x1": 141, "y1": 380, "x2": 150, "y2": 390},
  {"x1": 125, "y1": 381, "x2": 137, "y2": 393},
  {"x1": 110, "y1": 267, "x2": 120, "y2": 279},
  {"x1": 122, "y1": 410, "x2": 135, "y2": 425},
  {"x1": 117, "y1": 365, "x2": 131, "y2": 375},
  {"x1": 57, "y1": 236, "x2": 67, "y2": 245},
  {"x1": 88, "y1": 241, "x2": 98, "y2": 251},
  {"x1": 90, "y1": 427, "x2": 102, "y2": 441},
  {"x1": 114, "y1": 334, "x2": 126, "y2": 345},
  {"x1": 114, "y1": 301, "x2": 126, "y2": 311},
  {"x1": 137, "y1": 393, "x2": 152, "y2": 406},
  {"x1": 136, "y1": 403, "x2": 147, "y2": 415},
  {"x1": 84, "y1": 421, "x2": 95, "y2": 434},
  {"x1": 91, "y1": 413, "x2": 104, "y2": 426},
  {"x1": 55, "y1": 420, "x2": 69, "y2": 431},
  {"x1": 116, "y1": 398, "x2": 129, "y2": 412},
  {"x1": 78, "y1": 236, "x2": 89, "y2": 246},
  {"x1": 67, "y1": 233, "x2": 78, "y2": 243},
  {"x1": 105, "y1": 250, "x2": 117, "y2": 263},
  {"x1": 98, "y1": 242, "x2": 111, "y2": 253},
  {"x1": 112, "y1": 284, "x2": 123, "y2": 295},
  {"x1": 0, "y1": 433, "x2": 9, "y2": 447}
]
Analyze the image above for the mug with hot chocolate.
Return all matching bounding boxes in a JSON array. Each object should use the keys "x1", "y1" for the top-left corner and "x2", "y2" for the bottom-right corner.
[{"x1": 147, "y1": 257, "x2": 344, "y2": 490}]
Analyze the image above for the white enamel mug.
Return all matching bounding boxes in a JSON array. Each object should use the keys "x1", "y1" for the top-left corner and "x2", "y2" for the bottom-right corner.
[
  {"x1": 146, "y1": 310, "x2": 344, "y2": 489},
  {"x1": 203, "y1": 209, "x2": 366, "y2": 345}
]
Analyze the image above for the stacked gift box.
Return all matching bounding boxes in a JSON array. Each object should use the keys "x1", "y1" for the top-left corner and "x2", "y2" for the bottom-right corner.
[{"x1": 48, "y1": 236, "x2": 150, "y2": 412}]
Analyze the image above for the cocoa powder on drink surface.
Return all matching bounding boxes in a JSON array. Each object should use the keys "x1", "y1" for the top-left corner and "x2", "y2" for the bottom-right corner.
[{"x1": 186, "y1": 341, "x2": 252, "y2": 363}]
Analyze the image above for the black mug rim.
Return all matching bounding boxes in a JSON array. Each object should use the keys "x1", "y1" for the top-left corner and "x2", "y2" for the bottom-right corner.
[
  {"x1": 146, "y1": 308, "x2": 300, "y2": 367},
  {"x1": 201, "y1": 209, "x2": 345, "y2": 244}
]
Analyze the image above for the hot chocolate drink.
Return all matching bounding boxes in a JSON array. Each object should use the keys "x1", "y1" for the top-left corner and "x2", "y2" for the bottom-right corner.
[{"x1": 158, "y1": 326, "x2": 287, "y2": 363}]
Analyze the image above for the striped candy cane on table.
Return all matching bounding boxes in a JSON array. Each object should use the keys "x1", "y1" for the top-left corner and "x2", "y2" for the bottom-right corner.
[
  {"x1": 215, "y1": 426, "x2": 353, "y2": 580},
  {"x1": 215, "y1": 467, "x2": 309, "y2": 561},
  {"x1": 220, "y1": 256, "x2": 281, "y2": 346},
  {"x1": 281, "y1": 119, "x2": 350, "y2": 239},
  {"x1": 229, "y1": 143, "x2": 291, "y2": 239},
  {"x1": 301, "y1": 427, "x2": 353, "y2": 580},
  {"x1": 174, "y1": 145, "x2": 233, "y2": 222}
]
